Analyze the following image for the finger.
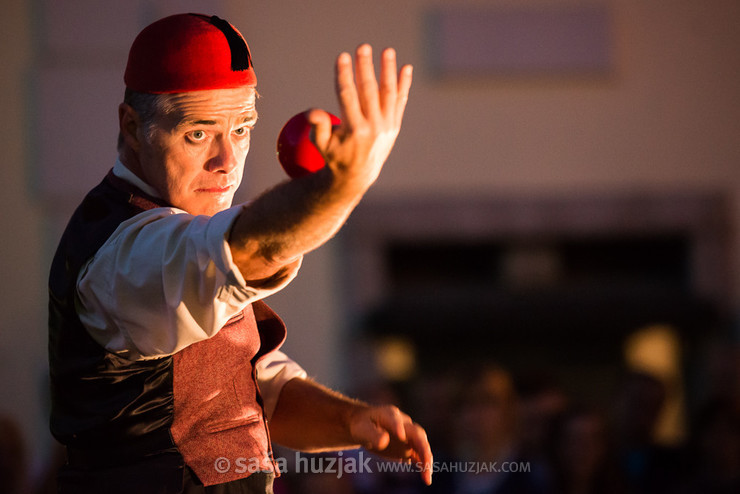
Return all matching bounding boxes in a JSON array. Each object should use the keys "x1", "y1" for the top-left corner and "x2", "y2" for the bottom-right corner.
[
  {"x1": 373, "y1": 406, "x2": 409, "y2": 444},
  {"x1": 406, "y1": 423, "x2": 433, "y2": 485},
  {"x1": 305, "y1": 108, "x2": 333, "y2": 154},
  {"x1": 394, "y1": 64, "x2": 413, "y2": 124},
  {"x1": 354, "y1": 44, "x2": 381, "y2": 120},
  {"x1": 335, "y1": 51, "x2": 362, "y2": 128},
  {"x1": 379, "y1": 47, "x2": 398, "y2": 115}
]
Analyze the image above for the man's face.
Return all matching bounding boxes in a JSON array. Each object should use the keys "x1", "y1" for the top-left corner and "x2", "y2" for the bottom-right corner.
[{"x1": 137, "y1": 86, "x2": 257, "y2": 216}]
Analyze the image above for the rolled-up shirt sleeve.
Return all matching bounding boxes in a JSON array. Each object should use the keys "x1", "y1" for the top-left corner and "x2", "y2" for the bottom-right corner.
[
  {"x1": 76, "y1": 205, "x2": 301, "y2": 360},
  {"x1": 256, "y1": 350, "x2": 308, "y2": 420}
]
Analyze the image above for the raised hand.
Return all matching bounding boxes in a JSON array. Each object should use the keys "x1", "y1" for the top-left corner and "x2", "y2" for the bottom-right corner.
[{"x1": 309, "y1": 44, "x2": 413, "y2": 190}]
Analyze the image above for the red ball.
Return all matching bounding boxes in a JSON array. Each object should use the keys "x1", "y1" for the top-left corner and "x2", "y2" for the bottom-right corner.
[{"x1": 276, "y1": 111, "x2": 341, "y2": 178}]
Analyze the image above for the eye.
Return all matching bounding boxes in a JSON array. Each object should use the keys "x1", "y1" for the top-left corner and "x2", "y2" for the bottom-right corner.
[
  {"x1": 233, "y1": 126, "x2": 250, "y2": 137},
  {"x1": 188, "y1": 130, "x2": 207, "y2": 142}
]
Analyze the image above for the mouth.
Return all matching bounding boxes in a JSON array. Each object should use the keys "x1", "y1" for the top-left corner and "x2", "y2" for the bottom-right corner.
[{"x1": 196, "y1": 184, "x2": 234, "y2": 194}]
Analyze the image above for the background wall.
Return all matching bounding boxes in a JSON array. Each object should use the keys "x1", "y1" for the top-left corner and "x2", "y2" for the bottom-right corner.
[
  {"x1": 0, "y1": 0, "x2": 47, "y2": 480},
  {"x1": 1, "y1": 0, "x2": 739, "y2": 486}
]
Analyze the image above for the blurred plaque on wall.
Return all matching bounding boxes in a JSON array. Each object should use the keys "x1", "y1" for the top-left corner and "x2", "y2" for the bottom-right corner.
[{"x1": 427, "y1": 5, "x2": 612, "y2": 78}]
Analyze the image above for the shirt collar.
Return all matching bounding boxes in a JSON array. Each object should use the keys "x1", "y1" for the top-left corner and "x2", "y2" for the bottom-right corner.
[{"x1": 113, "y1": 159, "x2": 162, "y2": 199}]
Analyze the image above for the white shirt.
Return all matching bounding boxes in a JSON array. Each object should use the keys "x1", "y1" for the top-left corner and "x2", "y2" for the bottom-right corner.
[{"x1": 75, "y1": 160, "x2": 306, "y2": 418}]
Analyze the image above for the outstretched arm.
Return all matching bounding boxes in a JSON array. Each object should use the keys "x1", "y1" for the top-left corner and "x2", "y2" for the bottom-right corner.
[
  {"x1": 268, "y1": 377, "x2": 433, "y2": 485},
  {"x1": 228, "y1": 45, "x2": 413, "y2": 284}
]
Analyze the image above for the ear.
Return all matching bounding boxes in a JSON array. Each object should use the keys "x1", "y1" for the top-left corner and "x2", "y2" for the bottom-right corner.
[{"x1": 118, "y1": 103, "x2": 142, "y2": 152}]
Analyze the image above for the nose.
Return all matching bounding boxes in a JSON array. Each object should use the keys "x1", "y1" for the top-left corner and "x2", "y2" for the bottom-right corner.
[{"x1": 206, "y1": 135, "x2": 243, "y2": 173}]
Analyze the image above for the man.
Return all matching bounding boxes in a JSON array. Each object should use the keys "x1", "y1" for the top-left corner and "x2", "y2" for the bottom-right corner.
[
  {"x1": 48, "y1": 13, "x2": 432, "y2": 493},
  {"x1": 454, "y1": 366, "x2": 543, "y2": 494}
]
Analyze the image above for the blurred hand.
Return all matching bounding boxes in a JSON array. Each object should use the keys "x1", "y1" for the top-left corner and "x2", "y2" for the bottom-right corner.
[{"x1": 348, "y1": 404, "x2": 433, "y2": 485}]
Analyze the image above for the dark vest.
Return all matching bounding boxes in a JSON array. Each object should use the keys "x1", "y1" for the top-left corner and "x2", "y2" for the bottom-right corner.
[{"x1": 48, "y1": 171, "x2": 285, "y2": 488}]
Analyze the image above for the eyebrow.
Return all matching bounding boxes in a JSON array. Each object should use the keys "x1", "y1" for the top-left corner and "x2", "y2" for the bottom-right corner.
[
  {"x1": 187, "y1": 119, "x2": 217, "y2": 126},
  {"x1": 178, "y1": 114, "x2": 258, "y2": 129}
]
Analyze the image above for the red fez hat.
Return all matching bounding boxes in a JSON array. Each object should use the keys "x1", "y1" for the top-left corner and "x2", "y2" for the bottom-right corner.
[{"x1": 124, "y1": 13, "x2": 256, "y2": 93}]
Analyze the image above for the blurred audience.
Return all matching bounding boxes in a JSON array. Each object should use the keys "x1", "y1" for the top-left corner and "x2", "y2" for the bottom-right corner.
[
  {"x1": 546, "y1": 406, "x2": 623, "y2": 494},
  {"x1": 679, "y1": 398, "x2": 740, "y2": 494},
  {"x1": 14, "y1": 339, "x2": 740, "y2": 494},
  {"x1": 611, "y1": 370, "x2": 685, "y2": 494},
  {"x1": 450, "y1": 365, "x2": 547, "y2": 494},
  {"x1": 517, "y1": 372, "x2": 569, "y2": 464}
]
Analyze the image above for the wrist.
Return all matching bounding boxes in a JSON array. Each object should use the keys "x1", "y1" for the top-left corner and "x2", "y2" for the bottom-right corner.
[{"x1": 342, "y1": 400, "x2": 372, "y2": 446}]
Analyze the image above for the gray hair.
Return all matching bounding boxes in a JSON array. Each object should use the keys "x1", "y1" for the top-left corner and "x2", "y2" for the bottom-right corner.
[{"x1": 116, "y1": 88, "x2": 173, "y2": 150}]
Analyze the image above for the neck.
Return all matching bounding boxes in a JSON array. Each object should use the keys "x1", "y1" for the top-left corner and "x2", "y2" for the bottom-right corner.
[
  {"x1": 118, "y1": 148, "x2": 144, "y2": 181},
  {"x1": 116, "y1": 149, "x2": 162, "y2": 200}
]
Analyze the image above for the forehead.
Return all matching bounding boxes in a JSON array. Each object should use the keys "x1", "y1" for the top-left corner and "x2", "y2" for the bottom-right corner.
[{"x1": 157, "y1": 86, "x2": 257, "y2": 126}]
